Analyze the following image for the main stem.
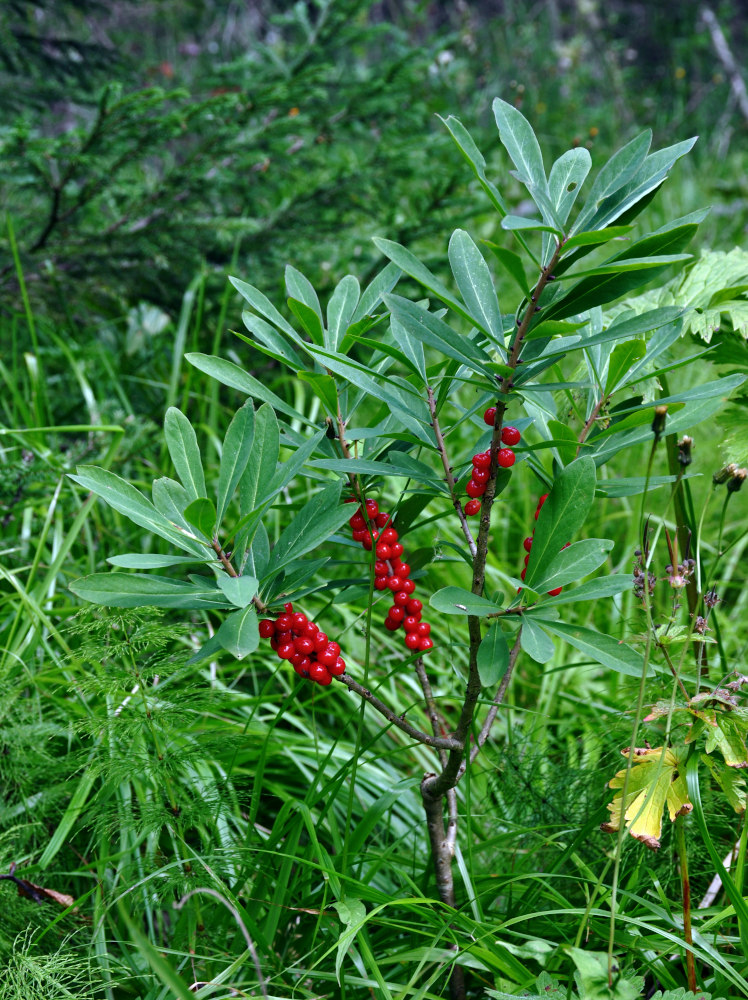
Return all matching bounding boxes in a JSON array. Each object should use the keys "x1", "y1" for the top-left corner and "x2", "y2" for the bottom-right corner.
[{"x1": 421, "y1": 243, "x2": 563, "y2": 1000}]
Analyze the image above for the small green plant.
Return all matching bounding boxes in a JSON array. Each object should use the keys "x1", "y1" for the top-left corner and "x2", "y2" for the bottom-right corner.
[{"x1": 67, "y1": 98, "x2": 746, "y2": 997}]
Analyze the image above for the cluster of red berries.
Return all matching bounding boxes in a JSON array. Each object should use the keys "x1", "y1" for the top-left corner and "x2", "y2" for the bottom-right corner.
[
  {"x1": 347, "y1": 498, "x2": 434, "y2": 655},
  {"x1": 258, "y1": 603, "x2": 345, "y2": 686},
  {"x1": 518, "y1": 493, "x2": 565, "y2": 597},
  {"x1": 463, "y1": 413, "x2": 521, "y2": 517}
]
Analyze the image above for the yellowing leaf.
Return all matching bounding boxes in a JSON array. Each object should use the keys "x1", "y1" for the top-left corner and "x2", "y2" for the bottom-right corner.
[{"x1": 601, "y1": 746, "x2": 691, "y2": 851}]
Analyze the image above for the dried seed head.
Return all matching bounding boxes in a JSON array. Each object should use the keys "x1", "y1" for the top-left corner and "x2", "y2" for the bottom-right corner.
[
  {"x1": 727, "y1": 467, "x2": 748, "y2": 493},
  {"x1": 713, "y1": 462, "x2": 738, "y2": 486},
  {"x1": 651, "y1": 405, "x2": 668, "y2": 441},
  {"x1": 677, "y1": 436, "x2": 693, "y2": 467}
]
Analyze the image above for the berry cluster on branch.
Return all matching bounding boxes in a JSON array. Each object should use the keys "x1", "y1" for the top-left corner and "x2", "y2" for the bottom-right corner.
[
  {"x1": 259, "y1": 603, "x2": 346, "y2": 686},
  {"x1": 463, "y1": 414, "x2": 521, "y2": 517}
]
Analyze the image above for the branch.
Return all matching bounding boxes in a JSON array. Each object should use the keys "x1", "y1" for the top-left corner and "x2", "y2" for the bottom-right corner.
[{"x1": 427, "y1": 386, "x2": 477, "y2": 559}]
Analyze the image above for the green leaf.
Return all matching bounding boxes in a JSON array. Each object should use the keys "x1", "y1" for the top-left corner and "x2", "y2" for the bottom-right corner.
[
  {"x1": 477, "y1": 621, "x2": 510, "y2": 687},
  {"x1": 332, "y1": 898, "x2": 368, "y2": 985},
  {"x1": 501, "y1": 215, "x2": 561, "y2": 235},
  {"x1": 429, "y1": 586, "x2": 502, "y2": 617},
  {"x1": 546, "y1": 419, "x2": 578, "y2": 465},
  {"x1": 532, "y1": 539, "x2": 614, "y2": 592},
  {"x1": 240, "y1": 403, "x2": 280, "y2": 516},
  {"x1": 571, "y1": 130, "x2": 652, "y2": 235},
  {"x1": 151, "y1": 477, "x2": 195, "y2": 537},
  {"x1": 216, "y1": 574, "x2": 258, "y2": 608},
  {"x1": 217, "y1": 401, "x2": 254, "y2": 527},
  {"x1": 297, "y1": 371, "x2": 338, "y2": 416},
  {"x1": 183, "y1": 497, "x2": 217, "y2": 539},
  {"x1": 326, "y1": 274, "x2": 360, "y2": 351},
  {"x1": 526, "y1": 457, "x2": 596, "y2": 587},
  {"x1": 239, "y1": 311, "x2": 305, "y2": 370},
  {"x1": 266, "y1": 428, "x2": 327, "y2": 498},
  {"x1": 493, "y1": 97, "x2": 548, "y2": 194},
  {"x1": 561, "y1": 225, "x2": 634, "y2": 252},
  {"x1": 69, "y1": 467, "x2": 203, "y2": 554},
  {"x1": 372, "y1": 237, "x2": 472, "y2": 323},
  {"x1": 352, "y1": 261, "x2": 401, "y2": 324},
  {"x1": 448, "y1": 229, "x2": 503, "y2": 345},
  {"x1": 440, "y1": 114, "x2": 509, "y2": 217},
  {"x1": 285, "y1": 264, "x2": 323, "y2": 322},
  {"x1": 539, "y1": 620, "x2": 645, "y2": 677},
  {"x1": 288, "y1": 297, "x2": 325, "y2": 345},
  {"x1": 604, "y1": 340, "x2": 647, "y2": 396},
  {"x1": 107, "y1": 553, "x2": 206, "y2": 569},
  {"x1": 548, "y1": 147, "x2": 591, "y2": 224},
  {"x1": 230, "y1": 275, "x2": 299, "y2": 339},
  {"x1": 163, "y1": 407, "x2": 206, "y2": 500},
  {"x1": 266, "y1": 482, "x2": 351, "y2": 577},
  {"x1": 384, "y1": 294, "x2": 494, "y2": 383},
  {"x1": 483, "y1": 243, "x2": 530, "y2": 297},
  {"x1": 520, "y1": 617, "x2": 555, "y2": 663},
  {"x1": 309, "y1": 456, "x2": 445, "y2": 489},
  {"x1": 69, "y1": 573, "x2": 234, "y2": 609},
  {"x1": 538, "y1": 573, "x2": 632, "y2": 606},
  {"x1": 186, "y1": 353, "x2": 311, "y2": 425},
  {"x1": 215, "y1": 604, "x2": 259, "y2": 659}
]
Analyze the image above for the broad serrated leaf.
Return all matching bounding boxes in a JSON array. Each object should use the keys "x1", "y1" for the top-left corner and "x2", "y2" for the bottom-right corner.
[
  {"x1": 163, "y1": 407, "x2": 206, "y2": 500},
  {"x1": 217, "y1": 401, "x2": 254, "y2": 527},
  {"x1": 601, "y1": 746, "x2": 690, "y2": 850},
  {"x1": 215, "y1": 574, "x2": 258, "y2": 608},
  {"x1": 183, "y1": 497, "x2": 217, "y2": 539},
  {"x1": 526, "y1": 457, "x2": 596, "y2": 586},
  {"x1": 429, "y1": 586, "x2": 502, "y2": 617},
  {"x1": 448, "y1": 229, "x2": 503, "y2": 345},
  {"x1": 69, "y1": 573, "x2": 234, "y2": 609},
  {"x1": 477, "y1": 621, "x2": 510, "y2": 686},
  {"x1": 215, "y1": 604, "x2": 259, "y2": 659}
]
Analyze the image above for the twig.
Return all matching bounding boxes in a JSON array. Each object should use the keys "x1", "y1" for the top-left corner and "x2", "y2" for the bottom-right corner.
[
  {"x1": 427, "y1": 386, "x2": 477, "y2": 559},
  {"x1": 337, "y1": 673, "x2": 462, "y2": 751},
  {"x1": 415, "y1": 658, "x2": 449, "y2": 768},
  {"x1": 469, "y1": 631, "x2": 524, "y2": 766}
]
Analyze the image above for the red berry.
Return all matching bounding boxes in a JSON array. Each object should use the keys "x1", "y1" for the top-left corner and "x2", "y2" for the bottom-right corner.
[
  {"x1": 403, "y1": 615, "x2": 420, "y2": 632},
  {"x1": 484, "y1": 407, "x2": 496, "y2": 426},
  {"x1": 523, "y1": 536, "x2": 533, "y2": 553},
  {"x1": 294, "y1": 656, "x2": 311, "y2": 676},
  {"x1": 536, "y1": 493, "x2": 549, "y2": 513},
  {"x1": 472, "y1": 468, "x2": 489, "y2": 485},
  {"x1": 520, "y1": 568, "x2": 526, "y2": 581},
  {"x1": 472, "y1": 451, "x2": 491, "y2": 469},
  {"x1": 384, "y1": 617, "x2": 400, "y2": 631},
  {"x1": 270, "y1": 637, "x2": 279, "y2": 651},
  {"x1": 365, "y1": 499, "x2": 379, "y2": 518},
  {"x1": 380, "y1": 527, "x2": 398, "y2": 544},
  {"x1": 547, "y1": 587, "x2": 563, "y2": 597},
  {"x1": 465, "y1": 499, "x2": 481, "y2": 516},
  {"x1": 394, "y1": 561, "x2": 410, "y2": 578},
  {"x1": 418, "y1": 637, "x2": 434, "y2": 652},
  {"x1": 388, "y1": 606, "x2": 405, "y2": 623},
  {"x1": 394, "y1": 591, "x2": 411, "y2": 606},
  {"x1": 361, "y1": 535, "x2": 374, "y2": 551},
  {"x1": 304, "y1": 621, "x2": 319, "y2": 636},
  {"x1": 501, "y1": 426, "x2": 521, "y2": 446},
  {"x1": 375, "y1": 512, "x2": 390, "y2": 528},
  {"x1": 275, "y1": 614, "x2": 292, "y2": 632},
  {"x1": 309, "y1": 662, "x2": 332, "y2": 685},
  {"x1": 374, "y1": 560, "x2": 388, "y2": 576},
  {"x1": 329, "y1": 656, "x2": 346, "y2": 676},
  {"x1": 523, "y1": 553, "x2": 530, "y2": 566},
  {"x1": 405, "y1": 632, "x2": 421, "y2": 650},
  {"x1": 291, "y1": 612, "x2": 308, "y2": 631},
  {"x1": 466, "y1": 479, "x2": 485, "y2": 498},
  {"x1": 349, "y1": 512, "x2": 367, "y2": 530},
  {"x1": 283, "y1": 602, "x2": 294, "y2": 613},
  {"x1": 294, "y1": 636, "x2": 315, "y2": 655},
  {"x1": 259, "y1": 619, "x2": 276, "y2": 638},
  {"x1": 375, "y1": 543, "x2": 392, "y2": 560},
  {"x1": 313, "y1": 632, "x2": 328, "y2": 651},
  {"x1": 416, "y1": 622, "x2": 431, "y2": 637},
  {"x1": 277, "y1": 642, "x2": 296, "y2": 660},
  {"x1": 387, "y1": 575, "x2": 403, "y2": 591},
  {"x1": 390, "y1": 542, "x2": 404, "y2": 558},
  {"x1": 374, "y1": 577, "x2": 389, "y2": 591},
  {"x1": 352, "y1": 528, "x2": 369, "y2": 542},
  {"x1": 497, "y1": 448, "x2": 515, "y2": 468},
  {"x1": 406, "y1": 598, "x2": 423, "y2": 615},
  {"x1": 401, "y1": 579, "x2": 416, "y2": 595},
  {"x1": 319, "y1": 648, "x2": 338, "y2": 667}
]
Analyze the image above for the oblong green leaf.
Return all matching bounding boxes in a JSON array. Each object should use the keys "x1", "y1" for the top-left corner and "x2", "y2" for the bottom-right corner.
[
  {"x1": 164, "y1": 407, "x2": 206, "y2": 500},
  {"x1": 240, "y1": 403, "x2": 280, "y2": 517},
  {"x1": 477, "y1": 621, "x2": 510, "y2": 687},
  {"x1": 548, "y1": 147, "x2": 591, "y2": 224},
  {"x1": 531, "y1": 538, "x2": 614, "y2": 592},
  {"x1": 107, "y1": 553, "x2": 206, "y2": 569},
  {"x1": 429, "y1": 587, "x2": 502, "y2": 617},
  {"x1": 539, "y1": 619, "x2": 645, "y2": 677},
  {"x1": 526, "y1": 458, "x2": 596, "y2": 587},
  {"x1": 69, "y1": 573, "x2": 234, "y2": 609},
  {"x1": 538, "y1": 573, "x2": 632, "y2": 606},
  {"x1": 183, "y1": 496, "x2": 217, "y2": 539},
  {"x1": 186, "y1": 353, "x2": 312, "y2": 425},
  {"x1": 493, "y1": 97, "x2": 548, "y2": 193},
  {"x1": 266, "y1": 482, "x2": 351, "y2": 577},
  {"x1": 519, "y1": 617, "x2": 555, "y2": 664},
  {"x1": 215, "y1": 604, "x2": 259, "y2": 659},
  {"x1": 216, "y1": 574, "x2": 258, "y2": 608},
  {"x1": 327, "y1": 274, "x2": 360, "y2": 352},
  {"x1": 448, "y1": 229, "x2": 503, "y2": 346},
  {"x1": 217, "y1": 401, "x2": 255, "y2": 527}
]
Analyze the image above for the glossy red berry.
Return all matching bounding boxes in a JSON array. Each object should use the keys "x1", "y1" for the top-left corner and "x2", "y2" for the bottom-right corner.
[
  {"x1": 387, "y1": 575, "x2": 403, "y2": 591},
  {"x1": 352, "y1": 528, "x2": 369, "y2": 542},
  {"x1": 465, "y1": 499, "x2": 481, "y2": 516},
  {"x1": 547, "y1": 587, "x2": 563, "y2": 597},
  {"x1": 277, "y1": 642, "x2": 296, "y2": 660},
  {"x1": 384, "y1": 616, "x2": 400, "y2": 631},
  {"x1": 374, "y1": 576, "x2": 389, "y2": 591},
  {"x1": 472, "y1": 468, "x2": 489, "y2": 485},
  {"x1": 349, "y1": 512, "x2": 367, "y2": 530},
  {"x1": 375, "y1": 542, "x2": 392, "y2": 560},
  {"x1": 418, "y1": 637, "x2": 434, "y2": 652},
  {"x1": 390, "y1": 542, "x2": 404, "y2": 558},
  {"x1": 283, "y1": 602, "x2": 294, "y2": 613},
  {"x1": 415, "y1": 622, "x2": 431, "y2": 637},
  {"x1": 466, "y1": 479, "x2": 485, "y2": 498},
  {"x1": 406, "y1": 598, "x2": 423, "y2": 615},
  {"x1": 275, "y1": 613, "x2": 292, "y2": 632},
  {"x1": 483, "y1": 406, "x2": 496, "y2": 426},
  {"x1": 375, "y1": 512, "x2": 390, "y2": 528},
  {"x1": 293, "y1": 657, "x2": 311, "y2": 676},
  {"x1": 329, "y1": 656, "x2": 346, "y2": 676},
  {"x1": 523, "y1": 536, "x2": 533, "y2": 552},
  {"x1": 313, "y1": 632, "x2": 329, "y2": 651},
  {"x1": 379, "y1": 527, "x2": 398, "y2": 544},
  {"x1": 394, "y1": 561, "x2": 411, "y2": 578},
  {"x1": 309, "y1": 662, "x2": 331, "y2": 684},
  {"x1": 364, "y1": 499, "x2": 379, "y2": 518},
  {"x1": 388, "y1": 606, "x2": 405, "y2": 623},
  {"x1": 259, "y1": 619, "x2": 276, "y2": 638},
  {"x1": 374, "y1": 560, "x2": 388, "y2": 577},
  {"x1": 291, "y1": 612, "x2": 308, "y2": 631},
  {"x1": 403, "y1": 615, "x2": 420, "y2": 632},
  {"x1": 472, "y1": 451, "x2": 491, "y2": 469},
  {"x1": 401, "y1": 578, "x2": 416, "y2": 595},
  {"x1": 393, "y1": 591, "x2": 411, "y2": 606},
  {"x1": 520, "y1": 568, "x2": 527, "y2": 581},
  {"x1": 294, "y1": 636, "x2": 315, "y2": 655},
  {"x1": 501, "y1": 426, "x2": 521, "y2": 446},
  {"x1": 405, "y1": 632, "x2": 421, "y2": 650},
  {"x1": 497, "y1": 448, "x2": 515, "y2": 468}
]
